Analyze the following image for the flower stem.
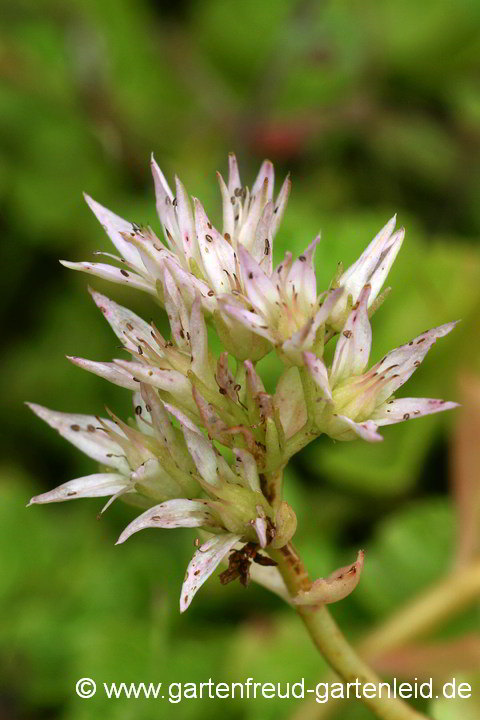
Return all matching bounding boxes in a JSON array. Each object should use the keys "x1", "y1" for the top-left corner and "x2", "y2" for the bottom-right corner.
[
  {"x1": 288, "y1": 557, "x2": 480, "y2": 720},
  {"x1": 268, "y1": 543, "x2": 430, "y2": 720}
]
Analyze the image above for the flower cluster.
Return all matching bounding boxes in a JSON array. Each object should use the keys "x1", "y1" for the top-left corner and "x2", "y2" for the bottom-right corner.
[{"x1": 28, "y1": 155, "x2": 458, "y2": 611}]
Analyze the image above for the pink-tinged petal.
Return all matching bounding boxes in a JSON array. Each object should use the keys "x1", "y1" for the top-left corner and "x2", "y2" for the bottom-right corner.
[
  {"x1": 293, "y1": 551, "x2": 364, "y2": 606},
  {"x1": 251, "y1": 201, "x2": 274, "y2": 271},
  {"x1": 282, "y1": 288, "x2": 344, "y2": 359},
  {"x1": 165, "y1": 259, "x2": 216, "y2": 314},
  {"x1": 334, "y1": 415, "x2": 383, "y2": 443},
  {"x1": 28, "y1": 473, "x2": 129, "y2": 505},
  {"x1": 140, "y1": 385, "x2": 191, "y2": 470},
  {"x1": 163, "y1": 266, "x2": 190, "y2": 350},
  {"x1": 233, "y1": 448, "x2": 261, "y2": 492},
  {"x1": 151, "y1": 154, "x2": 174, "y2": 201},
  {"x1": 121, "y1": 226, "x2": 171, "y2": 280},
  {"x1": 83, "y1": 193, "x2": 143, "y2": 270},
  {"x1": 180, "y1": 533, "x2": 242, "y2": 612},
  {"x1": 273, "y1": 250, "x2": 293, "y2": 285},
  {"x1": 331, "y1": 284, "x2": 372, "y2": 384},
  {"x1": 274, "y1": 367, "x2": 307, "y2": 440},
  {"x1": 238, "y1": 246, "x2": 280, "y2": 321},
  {"x1": 181, "y1": 425, "x2": 220, "y2": 487},
  {"x1": 369, "y1": 321, "x2": 458, "y2": 404},
  {"x1": 254, "y1": 514, "x2": 268, "y2": 548},
  {"x1": 67, "y1": 356, "x2": 139, "y2": 390},
  {"x1": 88, "y1": 288, "x2": 154, "y2": 353},
  {"x1": 303, "y1": 352, "x2": 332, "y2": 401},
  {"x1": 238, "y1": 178, "x2": 270, "y2": 250},
  {"x1": 60, "y1": 261, "x2": 155, "y2": 295},
  {"x1": 132, "y1": 390, "x2": 154, "y2": 435},
  {"x1": 150, "y1": 155, "x2": 181, "y2": 250},
  {"x1": 271, "y1": 173, "x2": 291, "y2": 239},
  {"x1": 26, "y1": 403, "x2": 129, "y2": 472},
  {"x1": 284, "y1": 235, "x2": 320, "y2": 314},
  {"x1": 369, "y1": 228, "x2": 405, "y2": 301},
  {"x1": 190, "y1": 295, "x2": 213, "y2": 386},
  {"x1": 113, "y1": 361, "x2": 194, "y2": 408},
  {"x1": 116, "y1": 499, "x2": 216, "y2": 544},
  {"x1": 251, "y1": 159, "x2": 274, "y2": 202},
  {"x1": 372, "y1": 398, "x2": 460, "y2": 426},
  {"x1": 227, "y1": 153, "x2": 242, "y2": 195},
  {"x1": 194, "y1": 199, "x2": 236, "y2": 293},
  {"x1": 341, "y1": 215, "x2": 397, "y2": 296},
  {"x1": 175, "y1": 175, "x2": 201, "y2": 266},
  {"x1": 163, "y1": 402, "x2": 201, "y2": 434},
  {"x1": 217, "y1": 171, "x2": 235, "y2": 238},
  {"x1": 220, "y1": 302, "x2": 276, "y2": 343}
]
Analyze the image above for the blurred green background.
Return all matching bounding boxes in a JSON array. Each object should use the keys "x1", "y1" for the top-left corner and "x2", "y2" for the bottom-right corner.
[{"x1": 1, "y1": 0, "x2": 480, "y2": 718}]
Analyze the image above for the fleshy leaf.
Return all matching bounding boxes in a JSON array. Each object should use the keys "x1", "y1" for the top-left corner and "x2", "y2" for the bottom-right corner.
[{"x1": 293, "y1": 551, "x2": 364, "y2": 606}]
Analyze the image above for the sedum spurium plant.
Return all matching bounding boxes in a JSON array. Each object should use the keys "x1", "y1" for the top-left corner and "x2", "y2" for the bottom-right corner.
[{"x1": 29, "y1": 155, "x2": 457, "y2": 720}]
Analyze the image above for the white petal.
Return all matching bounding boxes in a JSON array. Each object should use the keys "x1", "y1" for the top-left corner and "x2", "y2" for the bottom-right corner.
[
  {"x1": 284, "y1": 236, "x2": 320, "y2": 314},
  {"x1": 254, "y1": 514, "x2": 268, "y2": 548},
  {"x1": 190, "y1": 295, "x2": 213, "y2": 385},
  {"x1": 341, "y1": 215, "x2": 398, "y2": 298},
  {"x1": 116, "y1": 499, "x2": 215, "y2": 543},
  {"x1": 281, "y1": 287, "x2": 344, "y2": 359},
  {"x1": 294, "y1": 551, "x2": 364, "y2": 606},
  {"x1": 331, "y1": 284, "x2": 372, "y2": 384},
  {"x1": 67, "y1": 356, "x2": 139, "y2": 390},
  {"x1": 180, "y1": 533, "x2": 242, "y2": 612},
  {"x1": 83, "y1": 193, "x2": 143, "y2": 270},
  {"x1": 182, "y1": 425, "x2": 219, "y2": 486},
  {"x1": 251, "y1": 201, "x2": 274, "y2": 269},
  {"x1": 151, "y1": 155, "x2": 181, "y2": 250},
  {"x1": 217, "y1": 171, "x2": 235, "y2": 238},
  {"x1": 174, "y1": 176, "x2": 196, "y2": 262},
  {"x1": 165, "y1": 260, "x2": 216, "y2": 314},
  {"x1": 233, "y1": 448, "x2": 261, "y2": 492},
  {"x1": 113, "y1": 361, "x2": 194, "y2": 408},
  {"x1": 60, "y1": 261, "x2": 155, "y2": 295},
  {"x1": 238, "y1": 246, "x2": 280, "y2": 321},
  {"x1": 227, "y1": 153, "x2": 242, "y2": 195},
  {"x1": 238, "y1": 178, "x2": 269, "y2": 250},
  {"x1": 163, "y1": 266, "x2": 190, "y2": 350},
  {"x1": 194, "y1": 199, "x2": 236, "y2": 293},
  {"x1": 372, "y1": 397, "x2": 459, "y2": 426},
  {"x1": 28, "y1": 473, "x2": 129, "y2": 505},
  {"x1": 303, "y1": 352, "x2": 332, "y2": 401},
  {"x1": 370, "y1": 321, "x2": 458, "y2": 404},
  {"x1": 251, "y1": 159, "x2": 274, "y2": 201},
  {"x1": 220, "y1": 302, "x2": 276, "y2": 343},
  {"x1": 26, "y1": 403, "x2": 129, "y2": 472},
  {"x1": 88, "y1": 288, "x2": 155, "y2": 353},
  {"x1": 334, "y1": 415, "x2": 383, "y2": 443},
  {"x1": 163, "y1": 402, "x2": 201, "y2": 433},
  {"x1": 274, "y1": 367, "x2": 307, "y2": 440},
  {"x1": 369, "y1": 228, "x2": 405, "y2": 301}
]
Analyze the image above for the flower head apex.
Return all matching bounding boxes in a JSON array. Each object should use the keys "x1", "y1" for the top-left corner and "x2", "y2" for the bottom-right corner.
[
  {"x1": 220, "y1": 238, "x2": 344, "y2": 365},
  {"x1": 61, "y1": 154, "x2": 289, "y2": 306}
]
